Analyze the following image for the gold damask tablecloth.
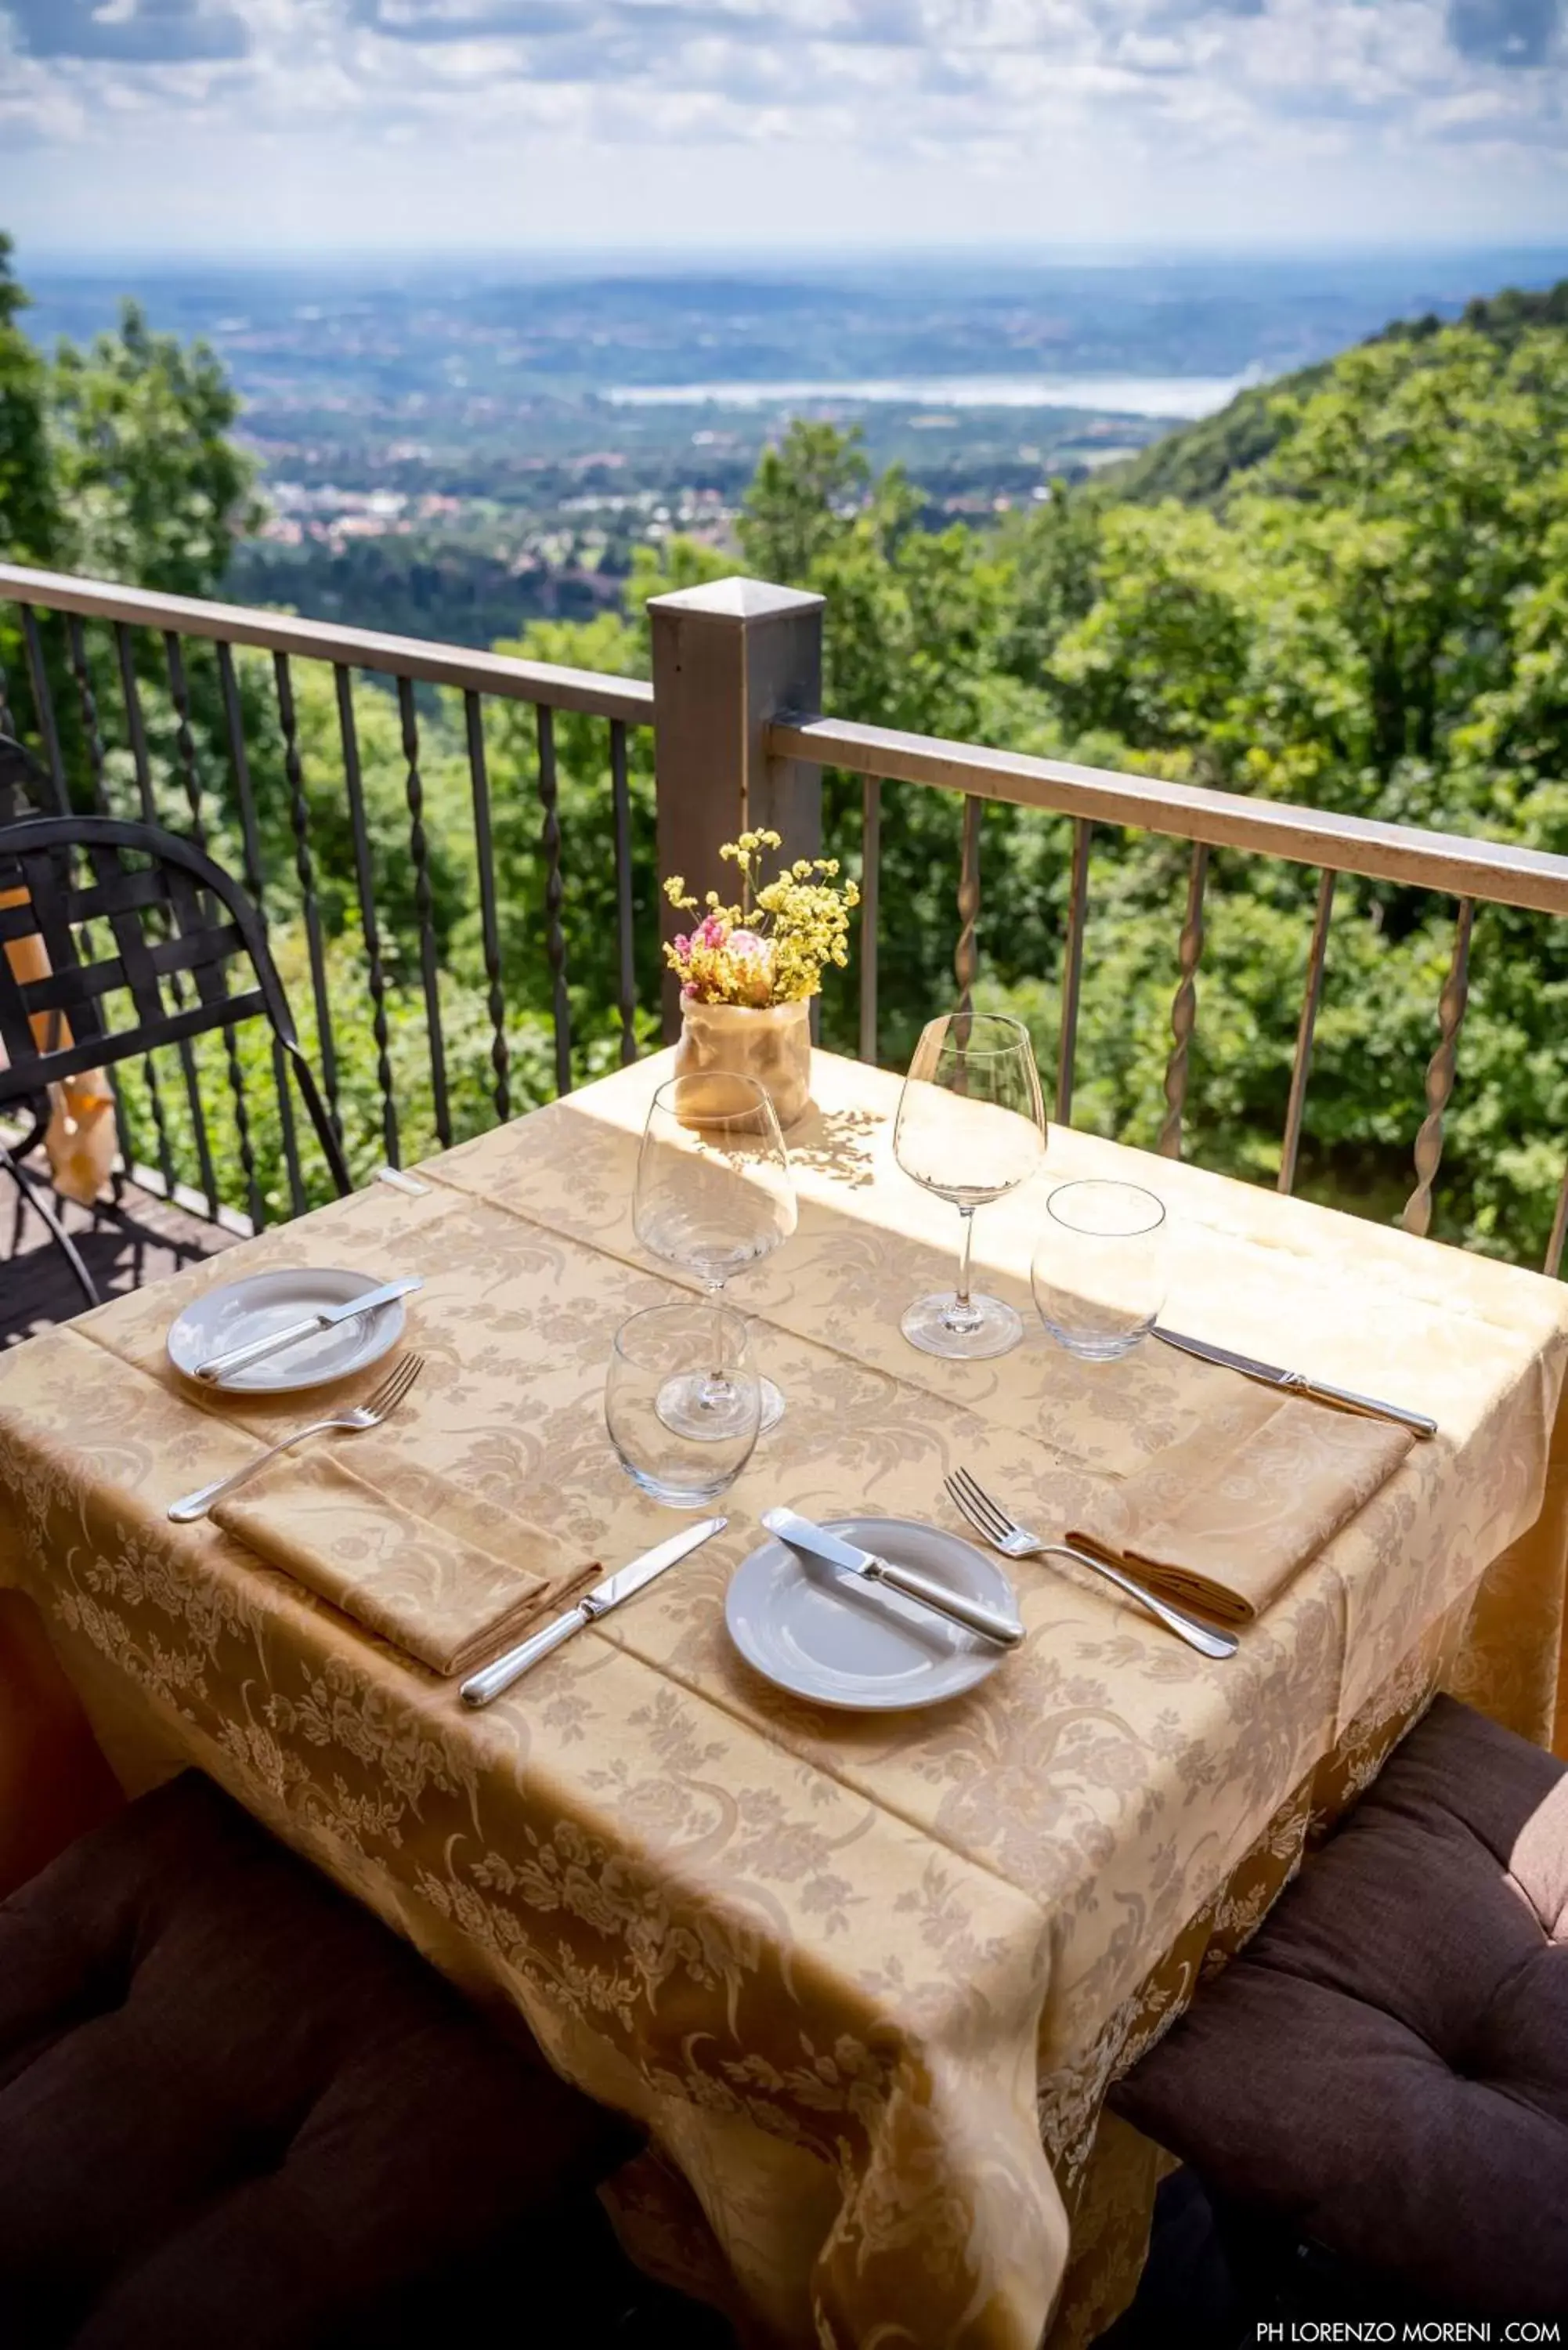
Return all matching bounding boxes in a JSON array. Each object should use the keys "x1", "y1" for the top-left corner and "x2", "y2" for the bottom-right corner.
[{"x1": 2, "y1": 1047, "x2": 1566, "y2": 2350}]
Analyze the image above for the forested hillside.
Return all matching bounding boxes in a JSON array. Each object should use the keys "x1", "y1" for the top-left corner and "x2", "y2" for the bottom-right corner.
[
  {"x1": 1107, "y1": 274, "x2": 1568, "y2": 504},
  {"x1": 537, "y1": 299, "x2": 1568, "y2": 1264},
  {"x1": 3, "y1": 236, "x2": 1566, "y2": 1267}
]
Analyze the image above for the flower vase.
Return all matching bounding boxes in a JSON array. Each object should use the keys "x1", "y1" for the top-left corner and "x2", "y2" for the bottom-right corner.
[{"x1": 673, "y1": 998, "x2": 813, "y2": 1131}]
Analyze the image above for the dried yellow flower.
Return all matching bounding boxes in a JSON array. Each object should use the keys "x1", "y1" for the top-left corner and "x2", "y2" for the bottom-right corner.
[{"x1": 663, "y1": 829, "x2": 858, "y2": 1006}]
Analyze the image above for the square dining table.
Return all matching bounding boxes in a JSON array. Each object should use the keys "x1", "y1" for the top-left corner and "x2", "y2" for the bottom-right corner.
[{"x1": 2, "y1": 1046, "x2": 1566, "y2": 2350}]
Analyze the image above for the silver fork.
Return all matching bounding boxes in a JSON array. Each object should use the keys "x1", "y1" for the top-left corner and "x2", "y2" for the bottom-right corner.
[
  {"x1": 944, "y1": 1467, "x2": 1237, "y2": 1661},
  {"x1": 168, "y1": 1355, "x2": 425, "y2": 1524}
]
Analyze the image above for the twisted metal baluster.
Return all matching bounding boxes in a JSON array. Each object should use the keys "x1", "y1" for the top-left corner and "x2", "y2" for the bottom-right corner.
[
  {"x1": 399, "y1": 675, "x2": 451, "y2": 1152},
  {"x1": 1055, "y1": 818, "x2": 1092, "y2": 1126},
  {"x1": 1278, "y1": 869, "x2": 1338, "y2": 1196},
  {"x1": 464, "y1": 689, "x2": 511, "y2": 1122},
  {"x1": 1402, "y1": 899, "x2": 1475, "y2": 1241},
  {"x1": 21, "y1": 606, "x2": 67, "y2": 811},
  {"x1": 66, "y1": 617, "x2": 110, "y2": 814},
  {"x1": 63, "y1": 615, "x2": 138, "y2": 1170},
  {"x1": 609, "y1": 718, "x2": 637, "y2": 1068},
  {"x1": 955, "y1": 793, "x2": 981, "y2": 1018},
  {"x1": 165, "y1": 631, "x2": 263, "y2": 1231},
  {"x1": 859, "y1": 776, "x2": 881, "y2": 1065},
  {"x1": 219, "y1": 641, "x2": 304, "y2": 1220},
  {"x1": 163, "y1": 633, "x2": 209, "y2": 851},
  {"x1": 537, "y1": 703, "x2": 571, "y2": 1097},
  {"x1": 1158, "y1": 841, "x2": 1210, "y2": 1160},
  {"x1": 274, "y1": 651, "x2": 341, "y2": 1141},
  {"x1": 335, "y1": 664, "x2": 399, "y2": 1170},
  {"x1": 117, "y1": 623, "x2": 211, "y2": 1212},
  {"x1": 114, "y1": 625, "x2": 157, "y2": 823}
]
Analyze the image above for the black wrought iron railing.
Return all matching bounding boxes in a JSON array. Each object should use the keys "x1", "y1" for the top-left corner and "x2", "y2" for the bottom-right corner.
[
  {"x1": 0, "y1": 565, "x2": 655, "y2": 1230},
  {"x1": 7, "y1": 562, "x2": 1568, "y2": 1278},
  {"x1": 769, "y1": 709, "x2": 1568, "y2": 1274}
]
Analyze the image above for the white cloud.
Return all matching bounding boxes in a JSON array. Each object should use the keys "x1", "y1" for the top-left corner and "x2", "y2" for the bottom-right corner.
[{"x1": 2, "y1": 0, "x2": 1565, "y2": 250}]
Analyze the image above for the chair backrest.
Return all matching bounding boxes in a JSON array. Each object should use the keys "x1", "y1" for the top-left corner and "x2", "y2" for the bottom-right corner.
[{"x1": 0, "y1": 814, "x2": 349, "y2": 1198}]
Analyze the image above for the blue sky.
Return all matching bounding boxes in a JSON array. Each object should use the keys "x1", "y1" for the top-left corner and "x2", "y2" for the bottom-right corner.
[{"x1": 3, "y1": 1, "x2": 1566, "y2": 255}]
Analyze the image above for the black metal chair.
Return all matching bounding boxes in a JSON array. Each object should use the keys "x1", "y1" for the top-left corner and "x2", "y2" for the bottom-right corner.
[{"x1": 0, "y1": 806, "x2": 350, "y2": 1312}]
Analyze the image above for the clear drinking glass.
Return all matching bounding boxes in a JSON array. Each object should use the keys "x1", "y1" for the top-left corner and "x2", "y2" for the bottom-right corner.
[
  {"x1": 605, "y1": 1302, "x2": 761, "y2": 1507},
  {"x1": 1031, "y1": 1180, "x2": 1167, "y2": 1361},
  {"x1": 632, "y1": 1072, "x2": 797, "y2": 1437},
  {"x1": 892, "y1": 1010, "x2": 1048, "y2": 1360}
]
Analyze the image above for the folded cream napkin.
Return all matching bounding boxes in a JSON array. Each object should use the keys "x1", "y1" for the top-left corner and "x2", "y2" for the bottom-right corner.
[
  {"x1": 213, "y1": 1455, "x2": 599, "y2": 1677},
  {"x1": 1067, "y1": 1388, "x2": 1415, "y2": 1626}
]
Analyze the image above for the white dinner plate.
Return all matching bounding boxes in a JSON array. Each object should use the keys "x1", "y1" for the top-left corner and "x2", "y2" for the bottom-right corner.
[
  {"x1": 725, "y1": 1514, "x2": 1018, "y2": 1712},
  {"x1": 167, "y1": 1267, "x2": 407, "y2": 1395}
]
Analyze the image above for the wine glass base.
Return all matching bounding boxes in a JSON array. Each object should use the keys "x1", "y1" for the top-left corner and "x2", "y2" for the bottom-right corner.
[
  {"x1": 757, "y1": 1376, "x2": 786, "y2": 1435},
  {"x1": 901, "y1": 1292, "x2": 1023, "y2": 1361},
  {"x1": 656, "y1": 1370, "x2": 761, "y2": 1444}
]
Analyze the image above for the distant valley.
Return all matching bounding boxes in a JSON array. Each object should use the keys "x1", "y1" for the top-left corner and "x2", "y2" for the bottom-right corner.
[{"x1": 23, "y1": 247, "x2": 1568, "y2": 647}]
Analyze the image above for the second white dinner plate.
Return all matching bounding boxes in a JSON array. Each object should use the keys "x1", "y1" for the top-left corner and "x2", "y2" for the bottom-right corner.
[
  {"x1": 725, "y1": 1514, "x2": 1018, "y2": 1711},
  {"x1": 167, "y1": 1267, "x2": 407, "y2": 1394}
]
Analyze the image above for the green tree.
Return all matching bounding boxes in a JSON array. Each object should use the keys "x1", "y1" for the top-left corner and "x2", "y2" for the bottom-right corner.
[
  {"x1": 740, "y1": 420, "x2": 871, "y2": 584},
  {"x1": 0, "y1": 235, "x2": 63, "y2": 737},
  {"x1": 49, "y1": 300, "x2": 260, "y2": 596},
  {"x1": 0, "y1": 234, "x2": 59, "y2": 572}
]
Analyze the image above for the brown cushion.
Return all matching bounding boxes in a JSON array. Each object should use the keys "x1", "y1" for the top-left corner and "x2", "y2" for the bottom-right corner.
[
  {"x1": 1111, "y1": 1696, "x2": 1568, "y2": 2316},
  {"x1": 0, "y1": 1771, "x2": 634, "y2": 2348}
]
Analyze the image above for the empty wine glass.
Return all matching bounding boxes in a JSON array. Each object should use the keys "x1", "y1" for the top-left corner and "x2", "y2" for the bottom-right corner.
[
  {"x1": 893, "y1": 1010, "x2": 1047, "y2": 1360},
  {"x1": 633, "y1": 1071, "x2": 797, "y2": 1437},
  {"x1": 606, "y1": 1302, "x2": 761, "y2": 1507}
]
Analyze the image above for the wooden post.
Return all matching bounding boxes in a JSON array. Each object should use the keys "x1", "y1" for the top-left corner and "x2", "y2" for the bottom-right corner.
[{"x1": 648, "y1": 577, "x2": 825, "y2": 1042}]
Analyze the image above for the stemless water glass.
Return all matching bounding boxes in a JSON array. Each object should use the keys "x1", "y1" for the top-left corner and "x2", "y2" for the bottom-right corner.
[
  {"x1": 892, "y1": 1010, "x2": 1047, "y2": 1360},
  {"x1": 633, "y1": 1072, "x2": 797, "y2": 1437},
  {"x1": 1031, "y1": 1180, "x2": 1168, "y2": 1360},
  {"x1": 605, "y1": 1302, "x2": 761, "y2": 1508}
]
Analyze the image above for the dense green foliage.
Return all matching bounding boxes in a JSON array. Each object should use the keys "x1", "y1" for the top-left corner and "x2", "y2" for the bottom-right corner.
[
  {"x1": 0, "y1": 238, "x2": 60, "y2": 571},
  {"x1": 3, "y1": 240, "x2": 1567, "y2": 1270},
  {"x1": 582, "y1": 313, "x2": 1568, "y2": 1265},
  {"x1": 1112, "y1": 273, "x2": 1568, "y2": 508}
]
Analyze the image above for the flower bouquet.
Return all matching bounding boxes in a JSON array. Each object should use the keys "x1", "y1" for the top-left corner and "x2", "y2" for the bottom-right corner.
[{"x1": 663, "y1": 829, "x2": 858, "y2": 1127}]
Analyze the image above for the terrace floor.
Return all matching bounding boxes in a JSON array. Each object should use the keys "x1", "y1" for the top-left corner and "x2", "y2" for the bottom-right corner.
[{"x1": 0, "y1": 1166, "x2": 237, "y2": 1350}]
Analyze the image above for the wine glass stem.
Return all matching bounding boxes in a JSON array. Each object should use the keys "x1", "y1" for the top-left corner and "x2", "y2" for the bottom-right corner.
[
  {"x1": 949, "y1": 1208, "x2": 981, "y2": 1332},
  {"x1": 703, "y1": 1277, "x2": 732, "y2": 1404}
]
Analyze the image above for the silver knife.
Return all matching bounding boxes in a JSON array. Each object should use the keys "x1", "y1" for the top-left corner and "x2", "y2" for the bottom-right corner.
[
  {"x1": 460, "y1": 1516, "x2": 727, "y2": 1707},
  {"x1": 1152, "y1": 1326, "x2": 1437, "y2": 1441},
  {"x1": 761, "y1": 1509, "x2": 1024, "y2": 1649},
  {"x1": 194, "y1": 1277, "x2": 425, "y2": 1383}
]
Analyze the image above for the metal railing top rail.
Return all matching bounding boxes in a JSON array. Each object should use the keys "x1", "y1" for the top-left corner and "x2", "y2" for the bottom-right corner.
[
  {"x1": 0, "y1": 564, "x2": 656, "y2": 727},
  {"x1": 770, "y1": 711, "x2": 1568, "y2": 920}
]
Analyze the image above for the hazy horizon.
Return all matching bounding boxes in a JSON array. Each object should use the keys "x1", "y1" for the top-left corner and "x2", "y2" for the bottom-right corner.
[{"x1": 16, "y1": 240, "x2": 1568, "y2": 272}]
